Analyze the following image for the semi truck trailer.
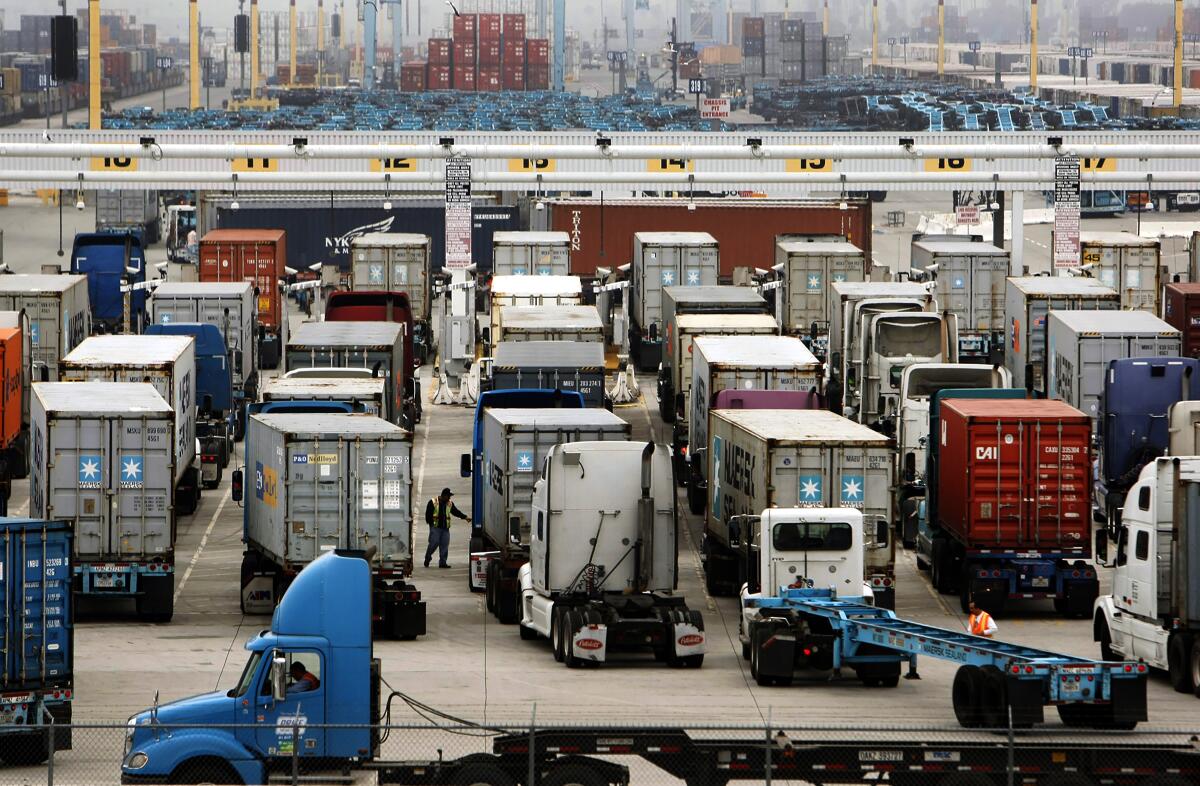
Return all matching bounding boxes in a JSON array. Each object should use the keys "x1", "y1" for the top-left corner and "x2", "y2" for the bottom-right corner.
[
  {"x1": 909, "y1": 239, "x2": 1009, "y2": 361},
  {"x1": 772, "y1": 238, "x2": 867, "y2": 357},
  {"x1": 629, "y1": 232, "x2": 720, "y2": 371}
]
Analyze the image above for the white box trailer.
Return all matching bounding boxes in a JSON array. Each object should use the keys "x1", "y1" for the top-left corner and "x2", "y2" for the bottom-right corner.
[
  {"x1": 631, "y1": 232, "x2": 720, "y2": 372},
  {"x1": 237, "y1": 412, "x2": 424, "y2": 638},
  {"x1": 350, "y1": 233, "x2": 432, "y2": 320},
  {"x1": 1047, "y1": 310, "x2": 1181, "y2": 423},
  {"x1": 261, "y1": 376, "x2": 387, "y2": 416},
  {"x1": 910, "y1": 239, "x2": 1010, "y2": 358},
  {"x1": 495, "y1": 305, "x2": 604, "y2": 345},
  {"x1": 30, "y1": 382, "x2": 177, "y2": 620},
  {"x1": 703, "y1": 408, "x2": 895, "y2": 607},
  {"x1": 60, "y1": 335, "x2": 199, "y2": 508},
  {"x1": 1004, "y1": 277, "x2": 1120, "y2": 394},
  {"x1": 1079, "y1": 231, "x2": 1161, "y2": 312},
  {"x1": 492, "y1": 231, "x2": 570, "y2": 276},
  {"x1": 662, "y1": 313, "x2": 779, "y2": 425},
  {"x1": 773, "y1": 238, "x2": 868, "y2": 342}
]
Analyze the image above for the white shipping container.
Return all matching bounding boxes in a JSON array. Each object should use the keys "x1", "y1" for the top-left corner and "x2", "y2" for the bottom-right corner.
[
  {"x1": 910, "y1": 239, "x2": 1010, "y2": 336},
  {"x1": 488, "y1": 275, "x2": 583, "y2": 342},
  {"x1": 632, "y1": 232, "x2": 720, "y2": 333},
  {"x1": 492, "y1": 231, "x2": 571, "y2": 276},
  {"x1": 667, "y1": 313, "x2": 779, "y2": 417},
  {"x1": 261, "y1": 376, "x2": 387, "y2": 416},
  {"x1": 774, "y1": 239, "x2": 868, "y2": 335},
  {"x1": 1079, "y1": 231, "x2": 1161, "y2": 312},
  {"x1": 0, "y1": 274, "x2": 90, "y2": 383},
  {"x1": 496, "y1": 305, "x2": 604, "y2": 344},
  {"x1": 149, "y1": 281, "x2": 257, "y2": 397},
  {"x1": 828, "y1": 281, "x2": 934, "y2": 363},
  {"x1": 350, "y1": 233, "x2": 431, "y2": 319}
]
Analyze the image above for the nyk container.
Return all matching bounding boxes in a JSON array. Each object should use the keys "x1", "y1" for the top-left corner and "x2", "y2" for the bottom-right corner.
[
  {"x1": 31, "y1": 382, "x2": 178, "y2": 620},
  {"x1": 773, "y1": 238, "x2": 868, "y2": 341},
  {"x1": 492, "y1": 231, "x2": 570, "y2": 276},
  {"x1": 910, "y1": 239, "x2": 1010, "y2": 358},
  {"x1": 1162, "y1": 282, "x2": 1200, "y2": 358},
  {"x1": 1004, "y1": 276, "x2": 1119, "y2": 394},
  {"x1": 0, "y1": 274, "x2": 90, "y2": 387},
  {"x1": 490, "y1": 341, "x2": 608, "y2": 407},
  {"x1": 1078, "y1": 231, "x2": 1161, "y2": 312},
  {"x1": 631, "y1": 232, "x2": 720, "y2": 371},
  {"x1": 937, "y1": 398, "x2": 1092, "y2": 551},
  {"x1": 1046, "y1": 310, "x2": 1181, "y2": 423},
  {"x1": 198, "y1": 229, "x2": 287, "y2": 370},
  {"x1": 704, "y1": 408, "x2": 894, "y2": 603},
  {"x1": 286, "y1": 321, "x2": 410, "y2": 427},
  {"x1": 495, "y1": 305, "x2": 603, "y2": 345},
  {"x1": 350, "y1": 233, "x2": 430, "y2": 321}
]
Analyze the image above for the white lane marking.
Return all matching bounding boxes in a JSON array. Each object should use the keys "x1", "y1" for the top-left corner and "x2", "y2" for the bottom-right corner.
[
  {"x1": 174, "y1": 491, "x2": 229, "y2": 602},
  {"x1": 415, "y1": 388, "x2": 434, "y2": 500}
]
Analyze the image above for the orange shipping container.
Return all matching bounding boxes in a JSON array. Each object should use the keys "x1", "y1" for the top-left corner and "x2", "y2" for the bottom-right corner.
[
  {"x1": 0, "y1": 327, "x2": 22, "y2": 451},
  {"x1": 198, "y1": 229, "x2": 287, "y2": 332}
]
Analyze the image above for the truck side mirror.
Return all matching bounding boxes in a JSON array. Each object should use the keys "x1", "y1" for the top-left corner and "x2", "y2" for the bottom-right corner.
[
  {"x1": 903, "y1": 452, "x2": 916, "y2": 483},
  {"x1": 39, "y1": 365, "x2": 49, "y2": 383},
  {"x1": 270, "y1": 656, "x2": 288, "y2": 703},
  {"x1": 460, "y1": 453, "x2": 472, "y2": 478},
  {"x1": 1094, "y1": 528, "x2": 1109, "y2": 566},
  {"x1": 231, "y1": 469, "x2": 244, "y2": 502}
]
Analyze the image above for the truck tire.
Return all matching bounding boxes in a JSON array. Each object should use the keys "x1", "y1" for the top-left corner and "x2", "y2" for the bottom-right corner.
[
  {"x1": 551, "y1": 607, "x2": 565, "y2": 663},
  {"x1": 169, "y1": 758, "x2": 244, "y2": 784},
  {"x1": 931, "y1": 540, "x2": 953, "y2": 594},
  {"x1": 686, "y1": 480, "x2": 706, "y2": 516},
  {"x1": 541, "y1": 763, "x2": 608, "y2": 786},
  {"x1": 563, "y1": 610, "x2": 585, "y2": 669},
  {"x1": 1167, "y1": 634, "x2": 1194, "y2": 694},
  {"x1": 519, "y1": 622, "x2": 538, "y2": 640},
  {"x1": 1191, "y1": 639, "x2": 1200, "y2": 699},
  {"x1": 1094, "y1": 615, "x2": 1116, "y2": 661},
  {"x1": 0, "y1": 729, "x2": 49, "y2": 766},
  {"x1": 977, "y1": 665, "x2": 1008, "y2": 727},
  {"x1": 496, "y1": 585, "x2": 519, "y2": 625},
  {"x1": 137, "y1": 574, "x2": 174, "y2": 623},
  {"x1": 449, "y1": 759, "x2": 515, "y2": 786},
  {"x1": 952, "y1": 665, "x2": 985, "y2": 727}
]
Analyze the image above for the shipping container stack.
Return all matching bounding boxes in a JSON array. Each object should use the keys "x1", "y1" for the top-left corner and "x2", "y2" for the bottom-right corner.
[
  {"x1": 502, "y1": 14, "x2": 526, "y2": 91},
  {"x1": 740, "y1": 14, "x2": 854, "y2": 86},
  {"x1": 742, "y1": 17, "x2": 766, "y2": 78},
  {"x1": 394, "y1": 11, "x2": 545, "y2": 94}
]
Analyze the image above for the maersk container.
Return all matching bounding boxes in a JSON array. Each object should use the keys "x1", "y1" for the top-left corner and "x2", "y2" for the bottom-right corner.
[
  {"x1": 631, "y1": 232, "x2": 720, "y2": 371},
  {"x1": 910, "y1": 239, "x2": 1009, "y2": 357},
  {"x1": 149, "y1": 281, "x2": 258, "y2": 404},
  {"x1": 0, "y1": 275, "x2": 90, "y2": 385},
  {"x1": 95, "y1": 189, "x2": 159, "y2": 242},
  {"x1": 30, "y1": 383, "x2": 177, "y2": 620},
  {"x1": 0, "y1": 517, "x2": 73, "y2": 757},
  {"x1": 937, "y1": 398, "x2": 1092, "y2": 553},
  {"x1": 261, "y1": 376, "x2": 386, "y2": 416},
  {"x1": 1046, "y1": 310, "x2": 1181, "y2": 423},
  {"x1": 704, "y1": 408, "x2": 895, "y2": 605},
  {"x1": 350, "y1": 233, "x2": 431, "y2": 320},
  {"x1": 285, "y1": 321, "x2": 407, "y2": 427},
  {"x1": 663, "y1": 313, "x2": 779, "y2": 423},
  {"x1": 1004, "y1": 276, "x2": 1120, "y2": 394},
  {"x1": 480, "y1": 408, "x2": 631, "y2": 559},
  {"x1": 1162, "y1": 282, "x2": 1200, "y2": 358},
  {"x1": 1079, "y1": 231, "x2": 1161, "y2": 311},
  {"x1": 773, "y1": 238, "x2": 867, "y2": 338},
  {"x1": 495, "y1": 305, "x2": 603, "y2": 345},
  {"x1": 492, "y1": 231, "x2": 570, "y2": 276},
  {"x1": 490, "y1": 341, "x2": 608, "y2": 407},
  {"x1": 60, "y1": 335, "x2": 196, "y2": 482}
]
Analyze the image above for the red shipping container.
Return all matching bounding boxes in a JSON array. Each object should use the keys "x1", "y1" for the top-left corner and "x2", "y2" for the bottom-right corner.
[
  {"x1": 428, "y1": 64, "x2": 451, "y2": 90},
  {"x1": 477, "y1": 65, "x2": 501, "y2": 91},
  {"x1": 503, "y1": 38, "x2": 526, "y2": 64},
  {"x1": 502, "y1": 13, "x2": 526, "y2": 39},
  {"x1": 526, "y1": 39, "x2": 550, "y2": 64},
  {"x1": 546, "y1": 199, "x2": 873, "y2": 278},
  {"x1": 453, "y1": 13, "x2": 478, "y2": 43},
  {"x1": 1163, "y1": 282, "x2": 1200, "y2": 357},
  {"x1": 526, "y1": 64, "x2": 550, "y2": 89},
  {"x1": 428, "y1": 38, "x2": 452, "y2": 65},
  {"x1": 453, "y1": 65, "x2": 476, "y2": 91},
  {"x1": 0, "y1": 328, "x2": 21, "y2": 451},
  {"x1": 478, "y1": 13, "x2": 502, "y2": 40},
  {"x1": 453, "y1": 41, "x2": 476, "y2": 66},
  {"x1": 937, "y1": 399, "x2": 1092, "y2": 553},
  {"x1": 198, "y1": 229, "x2": 287, "y2": 333},
  {"x1": 400, "y1": 61, "x2": 427, "y2": 91},
  {"x1": 478, "y1": 40, "x2": 502, "y2": 65},
  {"x1": 502, "y1": 63, "x2": 525, "y2": 90},
  {"x1": 743, "y1": 17, "x2": 765, "y2": 37}
]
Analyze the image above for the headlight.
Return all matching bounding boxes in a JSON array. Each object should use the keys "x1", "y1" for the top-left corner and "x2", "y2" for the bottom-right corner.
[
  {"x1": 124, "y1": 717, "x2": 136, "y2": 757},
  {"x1": 126, "y1": 752, "x2": 149, "y2": 770}
]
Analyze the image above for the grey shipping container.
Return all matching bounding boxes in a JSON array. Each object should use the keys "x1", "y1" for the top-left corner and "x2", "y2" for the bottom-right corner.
[
  {"x1": 664, "y1": 313, "x2": 779, "y2": 423},
  {"x1": 490, "y1": 341, "x2": 608, "y2": 406},
  {"x1": 95, "y1": 189, "x2": 159, "y2": 241},
  {"x1": 1004, "y1": 277, "x2": 1120, "y2": 393},
  {"x1": 910, "y1": 239, "x2": 1010, "y2": 346},
  {"x1": 828, "y1": 281, "x2": 934, "y2": 364},
  {"x1": 1078, "y1": 231, "x2": 1162, "y2": 313},
  {"x1": 261, "y1": 376, "x2": 387, "y2": 416},
  {"x1": 495, "y1": 305, "x2": 604, "y2": 344},
  {"x1": 286, "y1": 321, "x2": 405, "y2": 425},
  {"x1": 149, "y1": 281, "x2": 258, "y2": 401},
  {"x1": 492, "y1": 231, "x2": 570, "y2": 276},
  {"x1": 350, "y1": 233, "x2": 431, "y2": 320},
  {"x1": 0, "y1": 275, "x2": 90, "y2": 384},
  {"x1": 662, "y1": 285, "x2": 768, "y2": 340},
  {"x1": 243, "y1": 412, "x2": 413, "y2": 573},
  {"x1": 60, "y1": 335, "x2": 197, "y2": 483},
  {"x1": 30, "y1": 382, "x2": 177, "y2": 618},
  {"x1": 774, "y1": 238, "x2": 868, "y2": 337},
  {"x1": 1047, "y1": 310, "x2": 1181, "y2": 423},
  {"x1": 480, "y1": 408, "x2": 630, "y2": 557},
  {"x1": 631, "y1": 232, "x2": 720, "y2": 368}
]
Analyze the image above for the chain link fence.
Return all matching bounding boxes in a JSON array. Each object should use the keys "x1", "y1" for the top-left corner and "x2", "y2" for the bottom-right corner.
[{"x1": 1, "y1": 719, "x2": 1197, "y2": 785}]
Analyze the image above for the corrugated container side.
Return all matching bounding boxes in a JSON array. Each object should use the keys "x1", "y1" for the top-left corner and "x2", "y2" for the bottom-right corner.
[
  {"x1": 0, "y1": 329, "x2": 22, "y2": 450},
  {"x1": 198, "y1": 230, "x2": 286, "y2": 331},
  {"x1": 1080, "y1": 238, "x2": 1161, "y2": 312},
  {"x1": 1163, "y1": 282, "x2": 1200, "y2": 358},
  {"x1": 632, "y1": 235, "x2": 721, "y2": 333},
  {"x1": 0, "y1": 519, "x2": 72, "y2": 690},
  {"x1": 149, "y1": 283, "x2": 257, "y2": 394},
  {"x1": 775, "y1": 242, "x2": 867, "y2": 333},
  {"x1": 350, "y1": 237, "x2": 431, "y2": 319},
  {"x1": 0, "y1": 276, "x2": 90, "y2": 388}
]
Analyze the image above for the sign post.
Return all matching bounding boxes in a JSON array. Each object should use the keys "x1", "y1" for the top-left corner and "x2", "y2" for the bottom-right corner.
[
  {"x1": 1053, "y1": 155, "x2": 1081, "y2": 271},
  {"x1": 969, "y1": 40, "x2": 981, "y2": 71},
  {"x1": 442, "y1": 155, "x2": 474, "y2": 384},
  {"x1": 156, "y1": 56, "x2": 174, "y2": 112}
]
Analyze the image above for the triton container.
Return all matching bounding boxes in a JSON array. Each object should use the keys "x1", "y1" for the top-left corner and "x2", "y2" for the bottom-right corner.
[
  {"x1": 910, "y1": 239, "x2": 1010, "y2": 360},
  {"x1": 773, "y1": 238, "x2": 867, "y2": 352},
  {"x1": 1004, "y1": 276, "x2": 1119, "y2": 394},
  {"x1": 630, "y1": 232, "x2": 720, "y2": 372},
  {"x1": 30, "y1": 382, "x2": 178, "y2": 621},
  {"x1": 198, "y1": 229, "x2": 287, "y2": 370},
  {"x1": 235, "y1": 412, "x2": 423, "y2": 638},
  {"x1": 489, "y1": 341, "x2": 608, "y2": 407},
  {"x1": 492, "y1": 231, "x2": 570, "y2": 276}
]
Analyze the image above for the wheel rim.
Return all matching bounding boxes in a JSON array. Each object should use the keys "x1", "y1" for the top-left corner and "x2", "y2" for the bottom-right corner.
[{"x1": 1191, "y1": 642, "x2": 1200, "y2": 689}]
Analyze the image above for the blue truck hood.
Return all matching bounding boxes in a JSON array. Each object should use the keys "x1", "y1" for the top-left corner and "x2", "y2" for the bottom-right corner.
[{"x1": 134, "y1": 690, "x2": 236, "y2": 728}]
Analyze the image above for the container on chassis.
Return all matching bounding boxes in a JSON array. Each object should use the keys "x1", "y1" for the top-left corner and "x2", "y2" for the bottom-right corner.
[
  {"x1": 703, "y1": 408, "x2": 895, "y2": 606},
  {"x1": 662, "y1": 313, "x2": 778, "y2": 426},
  {"x1": 773, "y1": 238, "x2": 867, "y2": 355},
  {"x1": 630, "y1": 232, "x2": 720, "y2": 372},
  {"x1": 197, "y1": 229, "x2": 287, "y2": 370},
  {"x1": 495, "y1": 305, "x2": 603, "y2": 346},
  {"x1": 1046, "y1": 310, "x2": 1181, "y2": 424},
  {"x1": 235, "y1": 412, "x2": 423, "y2": 638},
  {"x1": 471, "y1": 407, "x2": 631, "y2": 624},
  {"x1": 1004, "y1": 276, "x2": 1119, "y2": 395},
  {"x1": 149, "y1": 282, "x2": 258, "y2": 436},
  {"x1": 261, "y1": 377, "x2": 387, "y2": 417},
  {"x1": 95, "y1": 189, "x2": 160, "y2": 243},
  {"x1": 489, "y1": 341, "x2": 608, "y2": 407},
  {"x1": 324, "y1": 291, "x2": 420, "y2": 372},
  {"x1": 487, "y1": 276, "x2": 583, "y2": 346},
  {"x1": 491, "y1": 231, "x2": 570, "y2": 276},
  {"x1": 30, "y1": 383, "x2": 177, "y2": 621},
  {"x1": 910, "y1": 240, "x2": 1009, "y2": 360},
  {"x1": 1078, "y1": 231, "x2": 1161, "y2": 312},
  {"x1": 349, "y1": 233, "x2": 430, "y2": 361}
]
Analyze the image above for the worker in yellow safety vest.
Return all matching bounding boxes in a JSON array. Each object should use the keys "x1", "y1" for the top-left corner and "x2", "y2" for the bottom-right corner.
[{"x1": 424, "y1": 487, "x2": 468, "y2": 568}]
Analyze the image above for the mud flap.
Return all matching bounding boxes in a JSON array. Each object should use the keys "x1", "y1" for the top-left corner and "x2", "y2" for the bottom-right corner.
[
  {"x1": 385, "y1": 599, "x2": 427, "y2": 640},
  {"x1": 242, "y1": 574, "x2": 275, "y2": 614},
  {"x1": 672, "y1": 622, "x2": 706, "y2": 658},
  {"x1": 1110, "y1": 674, "x2": 1148, "y2": 725},
  {"x1": 758, "y1": 631, "x2": 796, "y2": 679},
  {"x1": 1005, "y1": 674, "x2": 1045, "y2": 726},
  {"x1": 572, "y1": 625, "x2": 608, "y2": 663},
  {"x1": 470, "y1": 551, "x2": 499, "y2": 593}
]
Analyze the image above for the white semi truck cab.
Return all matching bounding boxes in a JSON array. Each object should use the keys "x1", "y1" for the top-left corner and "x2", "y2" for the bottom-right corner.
[{"x1": 1093, "y1": 456, "x2": 1200, "y2": 697}]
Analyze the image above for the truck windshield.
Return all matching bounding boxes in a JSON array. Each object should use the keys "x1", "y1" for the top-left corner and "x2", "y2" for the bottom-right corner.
[
  {"x1": 231, "y1": 651, "x2": 264, "y2": 698},
  {"x1": 773, "y1": 521, "x2": 853, "y2": 551},
  {"x1": 875, "y1": 320, "x2": 941, "y2": 358}
]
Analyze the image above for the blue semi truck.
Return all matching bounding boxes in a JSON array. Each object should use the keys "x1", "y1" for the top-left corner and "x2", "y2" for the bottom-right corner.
[
  {"x1": 0, "y1": 518, "x2": 72, "y2": 766},
  {"x1": 69, "y1": 232, "x2": 148, "y2": 334}
]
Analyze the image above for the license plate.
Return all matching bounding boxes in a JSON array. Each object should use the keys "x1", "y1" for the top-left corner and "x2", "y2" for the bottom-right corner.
[
  {"x1": 94, "y1": 575, "x2": 118, "y2": 588},
  {"x1": 1032, "y1": 577, "x2": 1050, "y2": 588}
]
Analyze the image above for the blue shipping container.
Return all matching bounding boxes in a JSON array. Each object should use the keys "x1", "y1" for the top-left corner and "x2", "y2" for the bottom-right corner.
[{"x1": 0, "y1": 518, "x2": 72, "y2": 691}]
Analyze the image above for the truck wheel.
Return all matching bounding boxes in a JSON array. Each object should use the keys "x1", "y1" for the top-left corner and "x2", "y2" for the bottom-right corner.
[
  {"x1": 169, "y1": 758, "x2": 244, "y2": 784},
  {"x1": 563, "y1": 610, "x2": 584, "y2": 669},
  {"x1": 137, "y1": 574, "x2": 175, "y2": 623},
  {"x1": 1191, "y1": 639, "x2": 1200, "y2": 699},
  {"x1": 1168, "y1": 634, "x2": 1195, "y2": 693},
  {"x1": 686, "y1": 481, "x2": 706, "y2": 516},
  {"x1": 915, "y1": 550, "x2": 930, "y2": 572},
  {"x1": 542, "y1": 764, "x2": 607, "y2": 786},
  {"x1": 1095, "y1": 616, "x2": 1116, "y2": 661},
  {"x1": 449, "y1": 762, "x2": 515, "y2": 786},
  {"x1": 952, "y1": 665, "x2": 985, "y2": 728},
  {"x1": 519, "y1": 622, "x2": 538, "y2": 641},
  {"x1": 931, "y1": 540, "x2": 953, "y2": 594},
  {"x1": 551, "y1": 607, "x2": 565, "y2": 663},
  {"x1": 0, "y1": 729, "x2": 49, "y2": 766},
  {"x1": 977, "y1": 665, "x2": 1008, "y2": 727}
]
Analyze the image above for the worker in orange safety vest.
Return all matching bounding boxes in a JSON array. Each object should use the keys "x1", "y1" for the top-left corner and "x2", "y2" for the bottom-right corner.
[{"x1": 968, "y1": 599, "x2": 998, "y2": 638}]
